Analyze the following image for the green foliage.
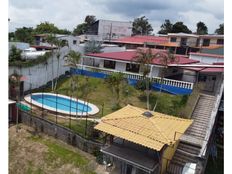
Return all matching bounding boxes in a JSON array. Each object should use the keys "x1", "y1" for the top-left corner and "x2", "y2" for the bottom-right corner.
[
  {"x1": 9, "y1": 52, "x2": 52, "y2": 67},
  {"x1": 9, "y1": 32, "x2": 15, "y2": 41},
  {"x1": 73, "y1": 15, "x2": 96, "y2": 36},
  {"x1": 84, "y1": 15, "x2": 96, "y2": 26},
  {"x1": 133, "y1": 48, "x2": 154, "y2": 76},
  {"x1": 57, "y1": 28, "x2": 72, "y2": 35},
  {"x1": 132, "y1": 16, "x2": 153, "y2": 35},
  {"x1": 215, "y1": 23, "x2": 224, "y2": 35},
  {"x1": 9, "y1": 45, "x2": 22, "y2": 62},
  {"x1": 158, "y1": 20, "x2": 192, "y2": 34},
  {"x1": 158, "y1": 19, "x2": 173, "y2": 34},
  {"x1": 14, "y1": 27, "x2": 34, "y2": 44},
  {"x1": 73, "y1": 23, "x2": 88, "y2": 35},
  {"x1": 196, "y1": 21, "x2": 208, "y2": 35},
  {"x1": 35, "y1": 21, "x2": 59, "y2": 34},
  {"x1": 172, "y1": 21, "x2": 192, "y2": 34},
  {"x1": 65, "y1": 50, "x2": 81, "y2": 68},
  {"x1": 135, "y1": 79, "x2": 151, "y2": 91},
  {"x1": 105, "y1": 72, "x2": 125, "y2": 105}
]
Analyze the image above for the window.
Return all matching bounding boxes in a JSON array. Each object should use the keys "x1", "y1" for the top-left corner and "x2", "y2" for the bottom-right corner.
[
  {"x1": 103, "y1": 60, "x2": 116, "y2": 69},
  {"x1": 217, "y1": 39, "x2": 224, "y2": 45},
  {"x1": 203, "y1": 39, "x2": 210, "y2": 46},
  {"x1": 73, "y1": 40, "x2": 77, "y2": 45},
  {"x1": 170, "y1": 37, "x2": 177, "y2": 42},
  {"x1": 180, "y1": 38, "x2": 187, "y2": 46},
  {"x1": 126, "y1": 63, "x2": 140, "y2": 73}
]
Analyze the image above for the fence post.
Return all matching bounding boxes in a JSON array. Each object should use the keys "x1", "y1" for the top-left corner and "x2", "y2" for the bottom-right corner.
[
  {"x1": 42, "y1": 88, "x2": 44, "y2": 118},
  {"x1": 56, "y1": 92, "x2": 58, "y2": 124},
  {"x1": 102, "y1": 102, "x2": 104, "y2": 117},
  {"x1": 85, "y1": 100, "x2": 89, "y2": 138},
  {"x1": 69, "y1": 94, "x2": 72, "y2": 129}
]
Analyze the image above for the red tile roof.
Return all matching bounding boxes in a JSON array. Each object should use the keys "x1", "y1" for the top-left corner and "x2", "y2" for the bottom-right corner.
[
  {"x1": 112, "y1": 35, "x2": 168, "y2": 45},
  {"x1": 190, "y1": 52, "x2": 224, "y2": 59},
  {"x1": 86, "y1": 49, "x2": 199, "y2": 66},
  {"x1": 201, "y1": 67, "x2": 224, "y2": 73}
]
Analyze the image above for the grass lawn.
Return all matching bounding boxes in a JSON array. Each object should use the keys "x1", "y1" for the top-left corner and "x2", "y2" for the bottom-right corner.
[
  {"x1": 9, "y1": 124, "x2": 101, "y2": 174},
  {"x1": 51, "y1": 75, "x2": 197, "y2": 118},
  {"x1": 30, "y1": 75, "x2": 199, "y2": 137}
]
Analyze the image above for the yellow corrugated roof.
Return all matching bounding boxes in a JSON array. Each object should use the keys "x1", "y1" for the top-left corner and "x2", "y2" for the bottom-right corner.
[{"x1": 95, "y1": 105, "x2": 193, "y2": 151}]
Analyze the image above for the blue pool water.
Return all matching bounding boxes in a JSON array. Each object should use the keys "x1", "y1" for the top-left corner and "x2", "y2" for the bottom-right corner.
[{"x1": 31, "y1": 94, "x2": 92, "y2": 113}]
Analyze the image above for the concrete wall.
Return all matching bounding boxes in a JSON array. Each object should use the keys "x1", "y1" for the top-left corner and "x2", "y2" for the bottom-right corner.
[
  {"x1": 161, "y1": 141, "x2": 179, "y2": 174},
  {"x1": 9, "y1": 46, "x2": 71, "y2": 91},
  {"x1": 190, "y1": 54, "x2": 224, "y2": 64},
  {"x1": 98, "y1": 20, "x2": 132, "y2": 40}
]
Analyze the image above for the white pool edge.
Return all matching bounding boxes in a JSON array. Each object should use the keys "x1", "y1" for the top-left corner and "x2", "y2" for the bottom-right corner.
[{"x1": 24, "y1": 92, "x2": 99, "y2": 116}]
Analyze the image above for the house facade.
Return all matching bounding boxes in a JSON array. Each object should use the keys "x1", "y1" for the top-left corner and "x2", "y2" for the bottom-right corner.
[
  {"x1": 87, "y1": 19, "x2": 133, "y2": 41},
  {"x1": 94, "y1": 105, "x2": 193, "y2": 174}
]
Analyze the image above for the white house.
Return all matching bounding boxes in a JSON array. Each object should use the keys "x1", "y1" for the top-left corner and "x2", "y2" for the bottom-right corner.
[{"x1": 189, "y1": 52, "x2": 224, "y2": 64}]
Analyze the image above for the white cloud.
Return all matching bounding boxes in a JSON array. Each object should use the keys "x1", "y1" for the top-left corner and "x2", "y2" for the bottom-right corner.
[{"x1": 8, "y1": 0, "x2": 224, "y2": 34}]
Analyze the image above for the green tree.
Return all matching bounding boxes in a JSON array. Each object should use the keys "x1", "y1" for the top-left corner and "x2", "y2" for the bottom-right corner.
[
  {"x1": 73, "y1": 23, "x2": 88, "y2": 35},
  {"x1": 14, "y1": 27, "x2": 34, "y2": 44},
  {"x1": 215, "y1": 23, "x2": 224, "y2": 35},
  {"x1": 196, "y1": 21, "x2": 208, "y2": 35},
  {"x1": 57, "y1": 29, "x2": 72, "y2": 35},
  {"x1": 105, "y1": 72, "x2": 125, "y2": 107},
  {"x1": 172, "y1": 22, "x2": 192, "y2": 33},
  {"x1": 133, "y1": 48, "x2": 156, "y2": 109},
  {"x1": 132, "y1": 16, "x2": 153, "y2": 35},
  {"x1": 9, "y1": 45, "x2": 22, "y2": 62},
  {"x1": 35, "y1": 22, "x2": 59, "y2": 34},
  {"x1": 65, "y1": 50, "x2": 82, "y2": 93},
  {"x1": 158, "y1": 19, "x2": 173, "y2": 34},
  {"x1": 9, "y1": 32, "x2": 15, "y2": 41},
  {"x1": 152, "y1": 49, "x2": 178, "y2": 111},
  {"x1": 45, "y1": 34, "x2": 57, "y2": 91},
  {"x1": 84, "y1": 15, "x2": 96, "y2": 26}
]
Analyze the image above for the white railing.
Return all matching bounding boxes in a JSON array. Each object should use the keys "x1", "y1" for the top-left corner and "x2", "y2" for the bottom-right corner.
[{"x1": 75, "y1": 64, "x2": 194, "y2": 89}]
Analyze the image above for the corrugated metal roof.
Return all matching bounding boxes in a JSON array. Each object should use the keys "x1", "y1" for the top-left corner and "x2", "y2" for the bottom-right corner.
[
  {"x1": 86, "y1": 49, "x2": 199, "y2": 66},
  {"x1": 95, "y1": 105, "x2": 193, "y2": 151}
]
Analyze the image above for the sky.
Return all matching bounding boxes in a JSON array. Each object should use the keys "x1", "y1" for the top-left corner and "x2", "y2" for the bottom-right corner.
[{"x1": 9, "y1": 0, "x2": 224, "y2": 34}]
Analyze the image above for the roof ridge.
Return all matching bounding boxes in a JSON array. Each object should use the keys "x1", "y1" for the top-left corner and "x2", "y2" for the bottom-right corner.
[
  {"x1": 102, "y1": 119, "x2": 169, "y2": 145},
  {"x1": 148, "y1": 116, "x2": 173, "y2": 144}
]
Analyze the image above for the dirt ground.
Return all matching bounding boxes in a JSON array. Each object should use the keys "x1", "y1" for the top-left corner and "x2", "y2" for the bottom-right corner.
[{"x1": 9, "y1": 124, "x2": 108, "y2": 174}]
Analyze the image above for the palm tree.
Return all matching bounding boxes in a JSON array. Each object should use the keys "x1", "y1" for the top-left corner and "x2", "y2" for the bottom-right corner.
[
  {"x1": 105, "y1": 72, "x2": 125, "y2": 107},
  {"x1": 133, "y1": 48, "x2": 155, "y2": 110},
  {"x1": 133, "y1": 48, "x2": 178, "y2": 110},
  {"x1": 152, "y1": 49, "x2": 178, "y2": 111},
  {"x1": 65, "y1": 50, "x2": 82, "y2": 94},
  {"x1": 53, "y1": 39, "x2": 68, "y2": 90},
  {"x1": 46, "y1": 34, "x2": 57, "y2": 91}
]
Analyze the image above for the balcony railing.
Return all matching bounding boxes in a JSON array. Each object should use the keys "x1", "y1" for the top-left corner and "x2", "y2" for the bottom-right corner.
[{"x1": 74, "y1": 64, "x2": 194, "y2": 90}]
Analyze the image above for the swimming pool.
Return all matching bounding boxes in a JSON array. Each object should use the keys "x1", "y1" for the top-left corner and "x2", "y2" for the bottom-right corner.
[{"x1": 24, "y1": 93, "x2": 99, "y2": 116}]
